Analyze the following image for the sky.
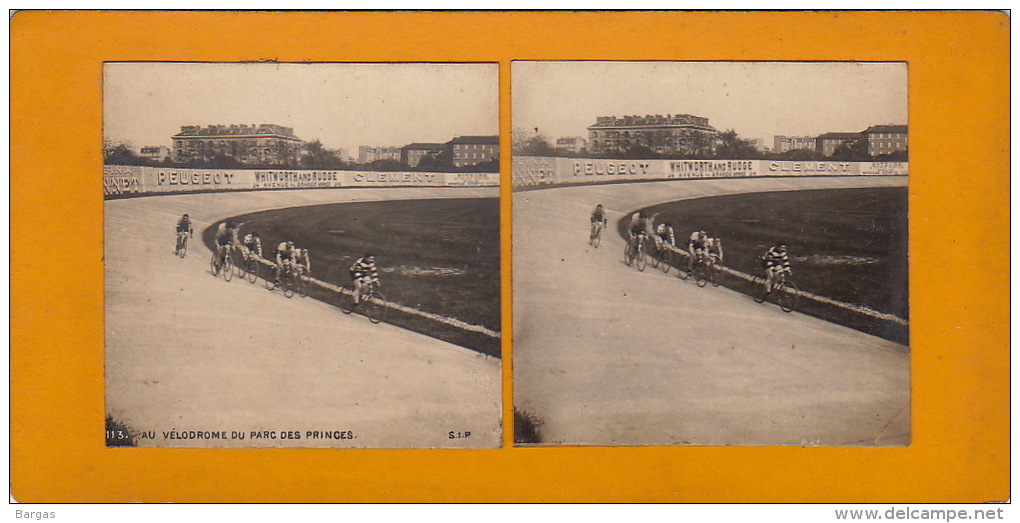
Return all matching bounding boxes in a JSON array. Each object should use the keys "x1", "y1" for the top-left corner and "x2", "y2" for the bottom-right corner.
[
  {"x1": 512, "y1": 61, "x2": 908, "y2": 146},
  {"x1": 104, "y1": 63, "x2": 498, "y2": 158}
]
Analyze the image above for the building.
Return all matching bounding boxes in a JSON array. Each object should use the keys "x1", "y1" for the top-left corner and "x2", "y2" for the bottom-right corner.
[
  {"x1": 358, "y1": 146, "x2": 402, "y2": 164},
  {"x1": 773, "y1": 135, "x2": 816, "y2": 154},
  {"x1": 862, "y1": 125, "x2": 908, "y2": 156},
  {"x1": 172, "y1": 124, "x2": 300, "y2": 165},
  {"x1": 400, "y1": 143, "x2": 445, "y2": 167},
  {"x1": 815, "y1": 132, "x2": 862, "y2": 156},
  {"x1": 139, "y1": 145, "x2": 170, "y2": 162},
  {"x1": 447, "y1": 136, "x2": 499, "y2": 167},
  {"x1": 587, "y1": 114, "x2": 719, "y2": 156},
  {"x1": 747, "y1": 138, "x2": 765, "y2": 152},
  {"x1": 555, "y1": 136, "x2": 587, "y2": 154}
]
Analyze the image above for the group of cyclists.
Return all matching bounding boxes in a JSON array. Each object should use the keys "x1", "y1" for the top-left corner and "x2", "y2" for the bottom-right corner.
[
  {"x1": 178, "y1": 214, "x2": 380, "y2": 306},
  {"x1": 591, "y1": 204, "x2": 792, "y2": 296}
]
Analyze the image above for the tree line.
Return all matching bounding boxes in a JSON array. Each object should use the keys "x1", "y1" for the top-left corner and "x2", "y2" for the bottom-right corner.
[
  {"x1": 103, "y1": 138, "x2": 499, "y2": 173},
  {"x1": 511, "y1": 128, "x2": 908, "y2": 162}
]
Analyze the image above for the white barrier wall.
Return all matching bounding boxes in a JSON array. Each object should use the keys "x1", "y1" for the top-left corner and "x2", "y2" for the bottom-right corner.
[
  {"x1": 103, "y1": 165, "x2": 499, "y2": 197},
  {"x1": 513, "y1": 156, "x2": 907, "y2": 187}
]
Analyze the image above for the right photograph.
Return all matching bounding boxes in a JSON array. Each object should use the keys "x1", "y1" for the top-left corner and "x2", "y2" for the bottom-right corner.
[{"x1": 511, "y1": 61, "x2": 909, "y2": 447}]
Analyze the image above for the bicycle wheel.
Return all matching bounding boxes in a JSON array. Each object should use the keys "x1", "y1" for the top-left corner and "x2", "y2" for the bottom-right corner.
[
  {"x1": 177, "y1": 235, "x2": 188, "y2": 258},
  {"x1": 777, "y1": 280, "x2": 799, "y2": 313},
  {"x1": 235, "y1": 253, "x2": 246, "y2": 279},
  {"x1": 245, "y1": 258, "x2": 259, "y2": 283},
  {"x1": 265, "y1": 266, "x2": 278, "y2": 290},
  {"x1": 694, "y1": 259, "x2": 708, "y2": 287},
  {"x1": 222, "y1": 252, "x2": 233, "y2": 281},
  {"x1": 592, "y1": 226, "x2": 602, "y2": 248},
  {"x1": 709, "y1": 259, "x2": 720, "y2": 287},
  {"x1": 623, "y1": 241, "x2": 634, "y2": 266},
  {"x1": 364, "y1": 291, "x2": 386, "y2": 324},
  {"x1": 650, "y1": 244, "x2": 660, "y2": 269},
  {"x1": 635, "y1": 240, "x2": 647, "y2": 271},
  {"x1": 677, "y1": 254, "x2": 690, "y2": 280},
  {"x1": 296, "y1": 272, "x2": 308, "y2": 298},
  {"x1": 210, "y1": 250, "x2": 221, "y2": 276},
  {"x1": 660, "y1": 248, "x2": 671, "y2": 273},
  {"x1": 281, "y1": 270, "x2": 295, "y2": 298},
  {"x1": 752, "y1": 275, "x2": 768, "y2": 303},
  {"x1": 338, "y1": 284, "x2": 356, "y2": 314}
]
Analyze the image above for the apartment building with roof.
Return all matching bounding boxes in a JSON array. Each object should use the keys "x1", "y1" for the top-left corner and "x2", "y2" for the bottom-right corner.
[
  {"x1": 172, "y1": 123, "x2": 301, "y2": 165},
  {"x1": 862, "y1": 125, "x2": 908, "y2": 156},
  {"x1": 587, "y1": 114, "x2": 719, "y2": 156},
  {"x1": 447, "y1": 135, "x2": 499, "y2": 167}
]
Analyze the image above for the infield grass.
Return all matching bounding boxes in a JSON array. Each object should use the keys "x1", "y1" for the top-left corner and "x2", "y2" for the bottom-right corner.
[
  {"x1": 633, "y1": 187, "x2": 908, "y2": 343},
  {"x1": 206, "y1": 198, "x2": 500, "y2": 356}
]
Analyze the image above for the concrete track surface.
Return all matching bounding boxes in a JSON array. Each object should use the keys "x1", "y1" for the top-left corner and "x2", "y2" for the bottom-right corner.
[
  {"x1": 513, "y1": 176, "x2": 909, "y2": 446},
  {"x1": 106, "y1": 188, "x2": 500, "y2": 448}
]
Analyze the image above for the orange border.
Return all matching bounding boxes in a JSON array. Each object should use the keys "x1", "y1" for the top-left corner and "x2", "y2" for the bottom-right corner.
[{"x1": 10, "y1": 11, "x2": 1009, "y2": 502}]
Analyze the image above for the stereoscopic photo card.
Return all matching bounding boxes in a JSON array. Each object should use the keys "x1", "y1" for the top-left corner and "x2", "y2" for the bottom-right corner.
[{"x1": 10, "y1": 11, "x2": 1009, "y2": 503}]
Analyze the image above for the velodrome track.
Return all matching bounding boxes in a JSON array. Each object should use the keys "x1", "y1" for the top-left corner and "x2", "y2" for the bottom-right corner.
[
  {"x1": 105, "y1": 187, "x2": 500, "y2": 448},
  {"x1": 513, "y1": 176, "x2": 909, "y2": 446}
]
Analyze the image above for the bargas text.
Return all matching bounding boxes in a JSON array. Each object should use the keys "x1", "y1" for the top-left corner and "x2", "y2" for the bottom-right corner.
[{"x1": 15, "y1": 510, "x2": 56, "y2": 520}]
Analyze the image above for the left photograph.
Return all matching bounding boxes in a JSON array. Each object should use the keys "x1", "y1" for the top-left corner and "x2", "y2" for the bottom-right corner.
[{"x1": 103, "y1": 62, "x2": 501, "y2": 448}]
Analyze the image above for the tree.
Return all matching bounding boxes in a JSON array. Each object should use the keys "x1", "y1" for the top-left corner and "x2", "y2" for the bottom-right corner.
[
  {"x1": 103, "y1": 138, "x2": 144, "y2": 165},
  {"x1": 416, "y1": 148, "x2": 454, "y2": 171},
  {"x1": 103, "y1": 143, "x2": 146, "y2": 165},
  {"x1": 368, "y1": 159, "x2": 408, "y2": 171},
  {"x1": 512, "y1": 127, "x2": 557, "y2": 156},
  {"x1": 300, "y1": 139, "x2": 343, "y2": 169},
  {"x1": 620, "y1": 145, "x2": 660, "y2": 159},
  {"x1": 830, "y1": 138, "x2": 872, "y2": 162},
  {"x1": 874, "y1": 148, "x2": 908, "y2": 161},
  {"x1": 713, "y1": 130, "x2": 759, "y2": 159},
  {"x1": 778, "y1": 148, "x2": 819, "y2": 161}
]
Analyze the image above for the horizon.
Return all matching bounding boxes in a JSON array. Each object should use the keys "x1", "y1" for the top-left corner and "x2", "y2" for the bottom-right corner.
[
  {"x1": 104, "y1": 63, "x2": 498, "y2": 158},
  {"x1": 512, "y1": 61, "x2": 908, "y2": 148}
]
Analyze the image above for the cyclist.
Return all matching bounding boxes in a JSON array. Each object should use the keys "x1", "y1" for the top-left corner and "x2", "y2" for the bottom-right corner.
[
  {"x1": 687, "y1": 230, "x2": 708, "y2": 271},
  {"x1": 293, "y1": 247, "x2": 312, "y2": 276},
  {"x1": 653, "y1": 220, "x2": 676, "y2": 253},
  {"x1": 349, "y1": 253, "x2": 379, "y2": 306},
  {"x1": 240, "y1": 231, "x2": 263, "y2": 262},
  {"x1": 175, "y1": 213, "x2": 193, "y2": 255},
  {"x1": 213, "y1": 220, "x2": 238, "y2": 266},
  {"x1": 706, "y1": 235, "x2": 724, "y2": 264},
  {"x1": 274, "y1": 240, "x2": 296, "y2": 283},
  {"x1": 628, "y1": 210, "x2": 652, "y2": 251},
  {"x1": 761, "y1": 242, "x2": 791, "y2": 295},
  {"x1": 590, "y1": 204, "x2": 607, "y2": 243}
]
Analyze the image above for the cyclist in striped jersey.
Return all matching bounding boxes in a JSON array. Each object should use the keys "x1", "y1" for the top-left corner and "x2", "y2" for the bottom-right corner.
[
  {"x1": 761, "y1": 243, "x2": 791, "y2": 295},
  {"x1": 349, "y1": 253, "x2": 380, "y2": 305}
]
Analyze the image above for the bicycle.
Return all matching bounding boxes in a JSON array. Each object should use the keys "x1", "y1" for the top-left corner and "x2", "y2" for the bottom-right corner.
[
  {"x1": 339, "y1": 280, "x2": 386, "y2": 324},
  {"x1": 241, "y1": 251, "x2": 261, "y2": 284},
  {"x1": 210, "y1": 245, "x2": 233, "y2": 281},
  {"x1": 589, "y1": 221, "x2": 605, "y2": 248},
  {"x1": 175, "y1": 232, "x2": 190, "y2": 258},
  {"x1": 292, "y1": 264, "x2": 309, "y2": 298},
  {"x1": 265, "y1": 263, "x2": 298, "y2": 298},
  {"x1": 623, "y1": 234, "x2": 647, "y2": 271},
  {"x1": 651, "y1": 239, "x2": 673, "y2": 274},
  {"x1": 708, "y1": 255, "x2": 721, "y2": 287},
  {"x1": 691, "y1": 253, "x2": 712, "y2": 287},
  {"x1": 753, "y1": 266, "x2": 799, "y2": 312}
]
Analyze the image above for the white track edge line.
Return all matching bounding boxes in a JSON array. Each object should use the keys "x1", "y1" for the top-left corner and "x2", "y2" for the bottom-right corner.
[
  {"x1": 252, "y1": 257, "x2": 501, "y2": 339},
  {"x1": 654, "y1": 244, "x2": 909, "y2": 327}
]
